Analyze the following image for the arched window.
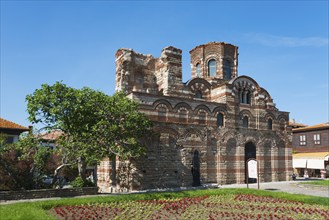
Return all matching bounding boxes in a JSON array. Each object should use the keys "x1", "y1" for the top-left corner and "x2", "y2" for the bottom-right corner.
[
  {"x1": 239, "y1": 89, "x2": 251, "y2": 104},
  {"x1": 224, "y1": 60, "x2": 231, "y2": 80},
  {"x1": 246, "y1": 91, "x2": 251, "y2": 104},
  {"x1": 239, "y1": 89, "x2": 244, "y2": 103},
  {"x1": 195, "y1": 90, "x2": 202, "y2": 99},
  {"x1": 267, "y1": 118, "x2": 273, "y2": 130},
  {"x1": 217, "y1": 113, "x2": 224, "y2": 127},
  {"x1": 242, "y1": 116, "x2": 249, "y2": 128},
  {"x1": 196, "y1": 63, "x2": 201, "y2": 77},
  {"x1": 208, "y1": 59, "x2": 216, "y2": 77}
]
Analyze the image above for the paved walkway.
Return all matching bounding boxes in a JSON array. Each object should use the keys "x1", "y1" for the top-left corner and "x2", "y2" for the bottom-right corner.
[
  {"x1": 1, "y1": 179, "x2": 328, "y2": 205},
  {"x1": 219, "y1": 179, "x2": 329, "y2": 198}
]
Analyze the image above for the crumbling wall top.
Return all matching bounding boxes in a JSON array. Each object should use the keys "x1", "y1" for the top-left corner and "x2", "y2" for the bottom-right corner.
[{"x1": 189, "y1": 42, "x2": 238, "y2": 54}]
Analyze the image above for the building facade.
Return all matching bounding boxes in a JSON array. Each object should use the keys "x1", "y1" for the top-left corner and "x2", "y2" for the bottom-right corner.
[
  {"x1": 0, "y1": 118, "x2": 29, "y2": 143},
  {"x1": 292, "y1": 122, "x2": 329, "y2": 178},
  {"x1": 97, "y1": 42, "x2": 292, "y2": 192}
]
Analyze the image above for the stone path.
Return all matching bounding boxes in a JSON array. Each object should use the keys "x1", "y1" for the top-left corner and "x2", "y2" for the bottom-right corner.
[{"x1": 219, "y1": 180, "x2": 329, "y2": 198}]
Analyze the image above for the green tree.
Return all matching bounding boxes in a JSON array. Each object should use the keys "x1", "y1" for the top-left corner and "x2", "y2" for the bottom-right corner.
[
  {"x1": 0, "y1": 132, "x2": 53, "y2": 190},
  {"x1": 91, "y1": 92, "x2": 153, "y2": 186},
  {"x1": 15, "y1": 131, "x2": 54, "y2": 186},
  {"x1": 26, "y1": 82, "x2": 152, "y2": 186},
  {"x1": 0, "y1": 133, "x2": 27, "y2": 190}
]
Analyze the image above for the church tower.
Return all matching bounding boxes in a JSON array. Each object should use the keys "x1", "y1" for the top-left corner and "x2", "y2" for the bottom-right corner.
[{"x1": 189, "y1": 42, "x2": 238, "y2": 81}]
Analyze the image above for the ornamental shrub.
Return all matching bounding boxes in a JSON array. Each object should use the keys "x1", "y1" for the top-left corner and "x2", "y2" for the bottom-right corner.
[{"x1": 70, "y1": 176, "x2": 95, "y2": 188}]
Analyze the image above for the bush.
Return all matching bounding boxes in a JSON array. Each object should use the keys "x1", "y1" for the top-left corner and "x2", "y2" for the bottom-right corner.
[{"x1": 70, "y1": 176, "x2": 95, "y2": 188}]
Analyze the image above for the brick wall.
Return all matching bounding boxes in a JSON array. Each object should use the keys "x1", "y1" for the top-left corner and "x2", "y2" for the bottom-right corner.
[
  {"x1": 0, "y1": 187, "x2": 98, "y2": 201},
  {"x1": 98, "y1": 42, "x2": 292, "y2": 192}
]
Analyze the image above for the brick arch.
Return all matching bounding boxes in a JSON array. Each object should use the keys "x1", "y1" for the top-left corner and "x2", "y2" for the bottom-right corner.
[
  {"x1": 231, "y1": 75, "x2": 260, "y2": 89},
  {"x1": 183, "y1": 127, "x2": 206, "y2": 142},
  {"x1": 259, "y1": 87, "x2": 273, "y2": 102},
  {"x1": 231, "y1": 76, "x2": 260, "y2": 102},
  {"x1": 173, "y1": 102, "x2": 192, "y2": 113},
  {"x1": 153, "y1": 99, "x2": 173, "y2": 111},
  {"x1": 239, "y1": 109, "x2": 254, "y2": 120},
  {"x1": 212, "y1": 106, "x2": 227, "y2": 117},
  {"x1": 220, "y1": 130, "x2": 238, "y2": 144},
  {"x1": 277, "y1": 114, "x2": 289, "y2": 122},
  {"x1": 277, "y1": 114, "x2": 288, "y2": 131},
  {"x1": 264, "y1": 112, "x2": 276, "y2": 121},
  {"x1": 186, "y1": 78, "x2": 212, "y2": 90},
  {"x1": 243, "y1": 136, "x2": 259, "y2": 149},
  {"x1": 186, "y1": 78, "x2": 211, "y2": 98},
  {"x1": 153, "y1": 125, "x2": 179, "y2": 140},
  {"x1": 194, "y1": 104, "x2": 211, "y2": 115},
  {"x1": 191, "y1": 53, "x2": 203, "y2": 69},
  {"x1": 204, "y1": 52, "x2": 220, "y2": 64}
]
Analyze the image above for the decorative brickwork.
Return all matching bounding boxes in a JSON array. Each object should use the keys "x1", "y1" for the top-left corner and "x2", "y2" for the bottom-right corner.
[{"x1": 98, "y1": 42, "x2": 292, "y2": 192}]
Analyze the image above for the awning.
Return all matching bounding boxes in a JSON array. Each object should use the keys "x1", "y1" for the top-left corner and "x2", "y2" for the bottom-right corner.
[
  {"x1": 293, "y1": 159, "x2": 307, "y2": 168},
  {"x1": 292, "y1": 152, "x2": 329, "y2": 169}
]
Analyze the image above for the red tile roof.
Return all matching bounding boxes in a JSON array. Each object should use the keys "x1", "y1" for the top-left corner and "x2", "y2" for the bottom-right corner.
[
  {"x1": 289, "y1": 121, "x2": 307, "y2": 128},
  {"x1": 0, "y1": 118, "x2": 29, "y2": 131},
  {"x1": 292, "y1": 122, "x2": 329, "y2": 132},
  {"x1": 39, "y1": 130, "x2": 63, "y2": 141}
]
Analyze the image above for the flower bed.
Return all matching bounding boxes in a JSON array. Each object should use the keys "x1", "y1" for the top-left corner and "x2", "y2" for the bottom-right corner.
[{"x1": 51, "y1": 194, "x2": 329, "y2": 220}]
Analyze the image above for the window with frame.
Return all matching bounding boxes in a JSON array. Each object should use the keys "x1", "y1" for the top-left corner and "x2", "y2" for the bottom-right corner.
[
  {"x1": 239, "y1": 89, "x2": 251, "y2": 104},
  {"x1": 267, "y1": 118, "x2": 273, "y2": 130},
  {"x1": 314, "y1": 134, "x2": 320, "y2": 145},
  {"x1": 196, "y1": 63, "x2": 201, "y2": 77},
  {"x1": 5, "y1": 136, "x2": 14, "y2": 144},
  {"x1": 242, "y1": 116, "x2": 249, "y2": 128},
  {"x1": 208, "y1": 59, "x2": 216, "y2": 77},
  {"x1": 195, "y1": 90, "x2": 203, "y2": 99},
  {"x1": 224, "y1": 60, "x2": 231, "y2": 80},
  {"x1": 217, "y1": 113, "x2": 224, "y2": 127},
  {"x1": 246, "y1": 92, "x2": 251, "y2": 104},
  {"x1": 299, "y1": 135, "x2": 306, "y2": 145}
]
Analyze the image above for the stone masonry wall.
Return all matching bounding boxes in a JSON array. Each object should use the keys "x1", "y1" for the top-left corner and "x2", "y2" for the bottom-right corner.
[{"x1": 97, "y1": 42, "x2": 292, "y2": 192}]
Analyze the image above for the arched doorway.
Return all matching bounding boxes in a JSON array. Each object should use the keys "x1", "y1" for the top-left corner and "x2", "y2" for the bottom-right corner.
[
  {"x1": 245, "y1": 142, "x2": 256, "y2": 183},
  {"x1": 192, "y1": 150, "x2": 201, "y2": 186}
]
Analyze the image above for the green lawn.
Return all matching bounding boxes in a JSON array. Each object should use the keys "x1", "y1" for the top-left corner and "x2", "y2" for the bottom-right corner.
[
  {"x1": 300, "y1": 179, "x2": 329, "y2": 186},
  {"x1": 1, "y1": 188, "x2": 328, "y2": 220}
]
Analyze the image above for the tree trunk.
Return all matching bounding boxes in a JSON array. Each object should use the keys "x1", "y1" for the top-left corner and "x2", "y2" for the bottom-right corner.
[
  {"x1": 78, "y1": 156, "x2": 87, "y2": 182},
  {"x1": 52, "y1": 163, "x2": 72, "y2": 185}
]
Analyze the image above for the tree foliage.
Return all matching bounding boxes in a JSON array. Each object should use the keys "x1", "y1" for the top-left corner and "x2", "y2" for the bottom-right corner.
[
  {"x1": 0, "y1": 132, "x2": 55, "y2": 190},
  {"x1": 25, "y1": 82, "x2": 153, "y2": 184},
  {"x1": 92, "y1": 92, "x2": 153, "y2": 159}
]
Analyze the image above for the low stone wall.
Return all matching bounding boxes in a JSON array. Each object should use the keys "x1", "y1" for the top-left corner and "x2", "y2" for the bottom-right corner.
[{"x1": 0, "y1": 187, "x2": 99, "y2": 201}]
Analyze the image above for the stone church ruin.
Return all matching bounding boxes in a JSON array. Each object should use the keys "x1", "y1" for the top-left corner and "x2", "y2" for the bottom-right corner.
[{"x1": 97, "y1": 42, "x2": 292, "y2": 192}]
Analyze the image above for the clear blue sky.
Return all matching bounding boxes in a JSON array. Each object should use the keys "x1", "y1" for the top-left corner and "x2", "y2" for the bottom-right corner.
[{"x1": 1, "y1": 1, "x2": 328, "y2": 128}]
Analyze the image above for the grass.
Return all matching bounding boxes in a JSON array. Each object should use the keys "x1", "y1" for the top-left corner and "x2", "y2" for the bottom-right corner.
[
  {"x1": 1, "y1": 188, "x2": 329, "y2": 220},
  {"x1": 300, "y1": 179, "x2": 329, "y2": 186}
]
